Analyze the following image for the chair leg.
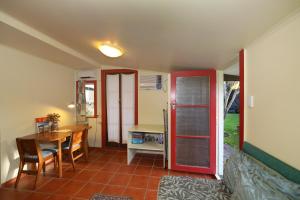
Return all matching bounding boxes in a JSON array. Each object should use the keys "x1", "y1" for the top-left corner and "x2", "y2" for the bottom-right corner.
[
  {"x1": 70, "y1": 151, "x2": 75, "y2": 171},
  {"x1": 14, "y1": 160, "x2": 24, "y2": 188},
  {"x1": 34, "y1": 163, "x2": 43, "y2": 189},
  {"x1": 42, "y1": 163, "x2": 46, "y2": 176},
  {"x1": 53, "y1": 157, "x2": 57, "y2": 170},
  {"x1": 84, "y1": 142, "x2": 88, "y2": 161}
]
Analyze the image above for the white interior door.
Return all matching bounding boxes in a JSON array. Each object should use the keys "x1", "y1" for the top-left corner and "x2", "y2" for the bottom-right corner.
[
  {"x1": 121, "y1": 74, "x2": 135, "y2": 144},
  {"x1": 106, "y1": 74, "x2": 120, "y2": 143}
]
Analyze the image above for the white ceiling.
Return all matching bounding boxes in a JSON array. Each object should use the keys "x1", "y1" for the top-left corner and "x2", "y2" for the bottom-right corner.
[
  {"x1": 224, "y1": 62, "x2": 239, "y2": 76},
  {"x1": 1, "y1": 0, "x2": 300, "y2": 72},
  {"x1": 0, "y1": 22, "x2": 94, "y2": 69}
]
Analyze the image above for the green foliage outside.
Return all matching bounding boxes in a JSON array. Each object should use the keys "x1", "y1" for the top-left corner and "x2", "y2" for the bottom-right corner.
[{"x1": 224, "y1": 113, "x2": 239, "y2": 148}]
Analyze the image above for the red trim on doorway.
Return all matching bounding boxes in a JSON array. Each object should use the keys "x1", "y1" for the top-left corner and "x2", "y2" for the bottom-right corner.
[
  {"x1": 134, "y1": 72, "x2": 138, "y2": 125},
  {"x1": 239, "y1": 49, "x2": 245, "y2": 150},
  {"x1": 210, "y1": 71, "x2": 217, "y2": 174},
  {"x1": 170, "y1": 72, "x2": 177, "y2": 172},
  {"x1": 170, "y1": 69, "x2": 216, "y2": 174},
  {"x1": 101, "y1": 69, "x2": 138, "y2": 148},
  {"x1": 101, "y1": 72, "x2": 107, "y2": 148}
]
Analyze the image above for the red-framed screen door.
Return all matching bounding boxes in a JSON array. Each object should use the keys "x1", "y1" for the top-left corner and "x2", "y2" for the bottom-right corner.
[{"x1": 171, "y1": 70, "x2": 216, "y2": 174}]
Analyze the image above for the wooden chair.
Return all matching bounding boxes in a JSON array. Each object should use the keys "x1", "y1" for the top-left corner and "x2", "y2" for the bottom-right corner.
[
  {"x1": 15, "y1": 138, "x2": 57, "y2": 189},
  {"x1": 62, "y1": 130, "x2": 86, "y2": 170}
]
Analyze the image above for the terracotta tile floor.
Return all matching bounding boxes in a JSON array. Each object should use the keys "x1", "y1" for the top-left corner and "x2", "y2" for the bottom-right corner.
[{"x1": 0, "y1": 148, "x2": 215, "y2": 200}]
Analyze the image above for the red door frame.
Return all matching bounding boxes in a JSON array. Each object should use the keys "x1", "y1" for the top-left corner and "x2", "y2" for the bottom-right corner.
[
  {"x1": 239, "y1": 49, "x2": 245, "y2": 150},
  {"x1": 101, "y1": 69, "x2": 138, "y2": 148},
  {"x1": 171, "y1": 70, "x2": 216, "y2": 174}
]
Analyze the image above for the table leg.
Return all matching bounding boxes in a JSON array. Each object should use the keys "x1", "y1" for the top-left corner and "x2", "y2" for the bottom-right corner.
[
  {"x1": 84, "y1": 140, "x2": 88, "y2": 161},
  {"x1": 57, "y1": 140, "x2": 62, "y2": 178}
]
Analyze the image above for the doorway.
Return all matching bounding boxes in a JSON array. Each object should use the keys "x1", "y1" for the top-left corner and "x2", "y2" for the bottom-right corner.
[
  {"x1": 223, "y1": 74, "x2": 240, "y2": 160},
  {"x1": 223, "y1": 49, "x2": 244, "y2": 161},
  {"x1": 101, "y1": 69, "x2": 138, "y2": 148},
  {"x1": 171, "y1": 70, "x2": 216, "y2": 174}
]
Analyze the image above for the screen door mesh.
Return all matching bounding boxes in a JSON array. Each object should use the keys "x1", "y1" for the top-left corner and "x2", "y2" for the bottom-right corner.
[
  {"x1": 176, "y1": 107, "x2": 209, "y2": 136},
  {"x1": 175, "y1": 75, "x2": 210, "y2": 168},
  {"x1": 176, "y1": 76, "x2": 209, "y2": 105},
  {"x1": 176, "y1": 138, "x2": 210, "y2": 167}
]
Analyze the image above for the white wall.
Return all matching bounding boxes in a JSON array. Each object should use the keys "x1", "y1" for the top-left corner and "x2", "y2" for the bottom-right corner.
[
  {"x1": 244, "y1": 11, "x2": 300, "y2": 169},
  {"x1": 0, "y1": 44, "x2": 75, "y2": 183},
  {"x1": 138, "y1": 70, "x2": 169, "y2": 125}
]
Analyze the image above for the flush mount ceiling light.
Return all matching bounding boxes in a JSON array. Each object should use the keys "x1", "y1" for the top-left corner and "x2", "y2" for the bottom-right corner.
[{"x1": 98, "y1": 43, "x2": 123, "y2": 58}]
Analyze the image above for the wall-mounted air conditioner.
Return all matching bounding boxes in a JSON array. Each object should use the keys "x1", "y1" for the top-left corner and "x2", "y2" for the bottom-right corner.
[
  {"x1": 140, "y1": 75, "x2": 162, "y2": 90},
  {"x1": 76, "y1": 70, "x2": 97, "y2": 80}
]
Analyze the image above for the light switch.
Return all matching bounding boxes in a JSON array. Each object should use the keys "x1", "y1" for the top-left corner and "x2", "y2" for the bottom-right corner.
[{"x1": 248, "y1": 96, "x2": 254, "y2": 108}]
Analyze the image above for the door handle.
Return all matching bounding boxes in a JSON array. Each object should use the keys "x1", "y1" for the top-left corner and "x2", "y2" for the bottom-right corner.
[{"x1": 171, "y1": 103, "x2": 176, "y2": 110}]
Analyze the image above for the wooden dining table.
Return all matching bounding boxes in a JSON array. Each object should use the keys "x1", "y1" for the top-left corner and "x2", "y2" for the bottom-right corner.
[{"x1": 19, "y1": 124, "x2": 91, "y2": 178}]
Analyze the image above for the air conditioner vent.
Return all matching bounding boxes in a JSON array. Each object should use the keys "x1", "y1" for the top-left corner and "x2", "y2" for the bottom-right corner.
[{"x1": 140, "y1": 75, "x2": 162, "y2": 90}]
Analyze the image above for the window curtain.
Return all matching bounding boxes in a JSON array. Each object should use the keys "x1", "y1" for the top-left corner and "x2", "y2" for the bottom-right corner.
[
  {"x1": 121, "y1": 74, "x2": 135, "y2": 144},
  {"x1": 106, "y1": 74, "x2": 120, "y2": 143},
  {"x1": 76, "y1": 80, "x2": 87, "y2": 123}
]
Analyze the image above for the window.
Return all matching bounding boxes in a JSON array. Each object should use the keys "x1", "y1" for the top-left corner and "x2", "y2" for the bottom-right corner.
[
  {"x1": 77, "y1": 80, "x2": 97, "y2": 118},
  {"x1": 85, "y1": 82, "x2": 95, "y2": 117}
]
